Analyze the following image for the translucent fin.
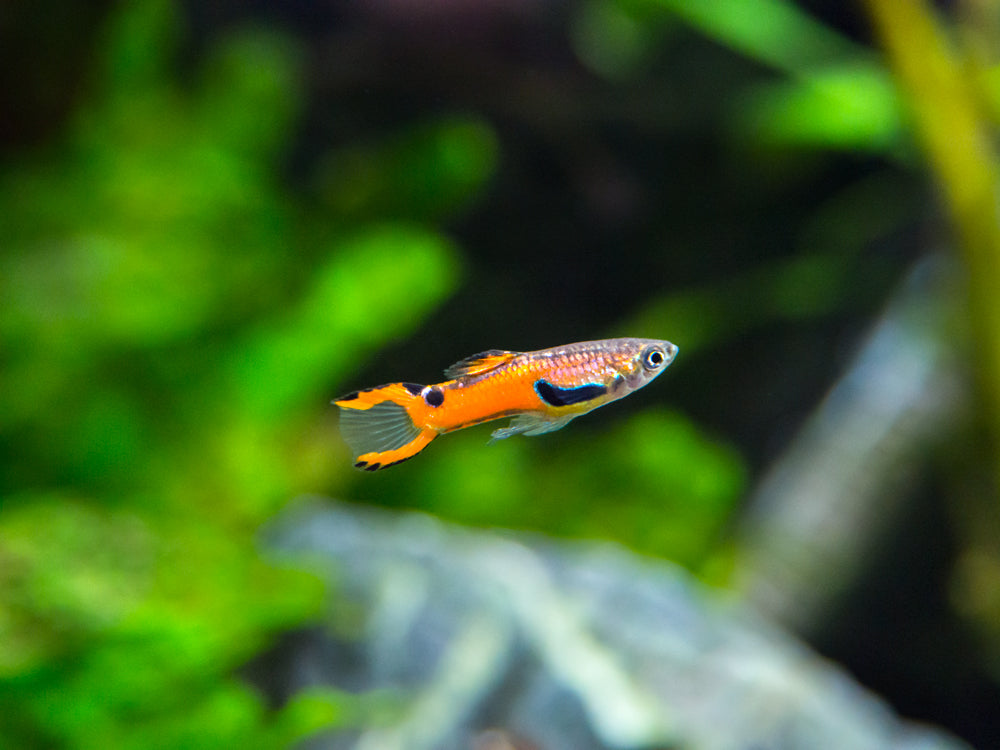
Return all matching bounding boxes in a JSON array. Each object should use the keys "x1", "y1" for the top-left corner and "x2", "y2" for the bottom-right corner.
[
  {"x1": 335, "y1": 383, "x2": 440, "y2": 470},
  {"x1": 489, "y1": 413, "x2": 577, "y2": 443},
  {"x1": 351, "y1": 428, "x2": 437, "y2": 471},
  {"x1": 444, "y1": 349, "x2": 518, "y2": 379},
  {"x1": 338, "y1": 400, "x2": 422, "y2": 456}
]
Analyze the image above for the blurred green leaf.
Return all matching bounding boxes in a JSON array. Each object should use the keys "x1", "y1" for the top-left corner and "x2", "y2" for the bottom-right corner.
[
  {"x1": 736, "y1": 63, "x2": 903, "y2": 152},
  {"x1": 224, "y1": 225, "x2": 461, "y2": 421},
  {"x1": 572, "y1": 0, "x2": 663, "y2": 80},
  {"x1": 647, "y1": 0, "x2": 858, "y2": 74},
  {"x1": 316, "y1": 116, "x2": 499, "y2": 221},
  {"x1": 198, "y1": 30, "x2": 304, "y2": 158},
  {"x1": 96, "y1": 0, "x2": 179, "y2": 97},
  {"x1": 0, "y1": 0, "x2": 484, "y2": 746}
]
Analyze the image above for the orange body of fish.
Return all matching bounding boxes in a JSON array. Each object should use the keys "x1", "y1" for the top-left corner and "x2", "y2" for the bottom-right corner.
[{"x1": 333, "y1": 337, "x2": 678, "y2": 470}]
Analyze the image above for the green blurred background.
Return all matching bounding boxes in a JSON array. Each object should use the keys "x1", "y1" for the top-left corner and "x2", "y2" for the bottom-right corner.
[{"x1": 2, "y1": 0, "x2": 1000, "y2": 747}]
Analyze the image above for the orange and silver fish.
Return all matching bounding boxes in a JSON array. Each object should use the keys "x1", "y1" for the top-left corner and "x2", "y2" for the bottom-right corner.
[{"x1": 334, "y1": 337, "x2": 678, "y2": 471}]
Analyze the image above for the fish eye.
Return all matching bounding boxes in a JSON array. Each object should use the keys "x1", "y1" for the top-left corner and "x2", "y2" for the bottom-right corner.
[{"x1": 642, "y1": 346, "x2": 666, "y2": 370}]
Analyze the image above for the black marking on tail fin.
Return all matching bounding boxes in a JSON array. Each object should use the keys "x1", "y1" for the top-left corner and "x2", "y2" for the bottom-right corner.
[
  {"x1": 335, "y1": 385, "x2": 388, "y2": 403},
  {"x1": 534, "y1": 380, "x2": 607, "y2": 407},
  {"x1": 336, "y1": 384, "x2": 410, "y2": 404},
  {"x1": 354, "y1": 454, "x2": 417, "y2": 472}
]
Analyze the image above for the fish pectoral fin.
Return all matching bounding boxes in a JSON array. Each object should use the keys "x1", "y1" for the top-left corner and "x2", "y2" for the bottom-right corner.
[
  {"x1": 443, "y1": 349, "x2": 519, "y2": 378},
  {"x1": 489, "y1": 413, "x2": 577, "y2": 443}
]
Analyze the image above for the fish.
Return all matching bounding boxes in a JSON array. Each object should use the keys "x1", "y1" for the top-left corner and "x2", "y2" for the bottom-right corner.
[{"x1": 333, "y1": 337, "x2": 678, "y2": 471}]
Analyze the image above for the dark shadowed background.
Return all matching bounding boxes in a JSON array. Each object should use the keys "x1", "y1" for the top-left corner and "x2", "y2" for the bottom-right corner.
[{"x1": 2, "y1": 0, "x2": 1000, "y2": 748}]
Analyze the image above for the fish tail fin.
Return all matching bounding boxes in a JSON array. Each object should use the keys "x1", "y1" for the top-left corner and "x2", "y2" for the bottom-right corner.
[{"x1": 333, "y1": 383, "x2": 438, "y2": 470}]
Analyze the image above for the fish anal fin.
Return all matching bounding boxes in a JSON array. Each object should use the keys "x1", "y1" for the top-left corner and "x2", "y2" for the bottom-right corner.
[
  {"x1": 443, "y1": 349, "x2": 518, "y2": 379},
  {"x1": 489, "y1": 413, "x2": 576, "y2": 443}
]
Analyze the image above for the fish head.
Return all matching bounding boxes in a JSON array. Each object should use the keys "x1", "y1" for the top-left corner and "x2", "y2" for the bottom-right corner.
[{"x1": 612, "y1": 338, "x2": 678, "y2": 392}]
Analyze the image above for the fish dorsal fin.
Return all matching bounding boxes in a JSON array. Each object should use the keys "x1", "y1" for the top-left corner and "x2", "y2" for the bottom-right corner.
[{"x1": 443, "y1": 349, "x2": 519, "y2": 379}]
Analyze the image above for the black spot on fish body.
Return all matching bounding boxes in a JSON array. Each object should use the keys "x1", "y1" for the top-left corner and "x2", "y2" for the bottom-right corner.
[
  {"x1": 402, "y1": 382, "x2": 424, "y2": 395},
  {"x1": 354, "y1": 460, "x2": 368, "y2": 469},
  {"x1": 534, "y1": 379, "x2": 608, "y2": 407},
  {"x1": 364, "y1": 462, "x2": 381, "y2": 471},
  {"x1": 424, "y1": 386, "x2": 444, "y2": 407}
]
